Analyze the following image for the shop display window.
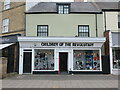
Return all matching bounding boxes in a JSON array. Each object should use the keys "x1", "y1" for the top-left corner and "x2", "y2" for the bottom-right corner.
[
  {"x1": 73, "y1": 50, "x2": 100, "y2": 70},
  {"x1": 113, "y1": 48, "x2": 120, "y2": 69},
  {"x1": 34, "y1": 49, "x2": 54, "y2": 70}
]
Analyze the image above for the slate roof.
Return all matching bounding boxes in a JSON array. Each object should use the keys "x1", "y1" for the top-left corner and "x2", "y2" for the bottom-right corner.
[
  {"x1": 26, "y1": 2, "x2": 120, "y2": 14},
  {"x1": 96, "y1": 2, "x2": 119, "y2": 10}
]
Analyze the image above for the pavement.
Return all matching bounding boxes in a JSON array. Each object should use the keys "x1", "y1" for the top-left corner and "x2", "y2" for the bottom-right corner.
[{"x1": 1, "y1": 74, "x2": 120, "y2": 89}]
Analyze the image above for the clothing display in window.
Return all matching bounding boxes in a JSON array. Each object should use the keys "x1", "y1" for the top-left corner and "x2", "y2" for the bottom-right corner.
[
  {"x1": 113, "y1": 48, "x2": 120, "y2": 69},
  {"x1": 34, "y1": 50, "x2": 54, "y2": 70},
  {"x1": 73, "y1": 50, "x2": 100, "y2": 70}
]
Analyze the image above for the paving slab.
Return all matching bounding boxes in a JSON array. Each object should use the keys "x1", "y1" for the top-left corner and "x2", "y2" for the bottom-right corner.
[{"x1": 1, "y1": 74, "x2": 120, "y2": 89}]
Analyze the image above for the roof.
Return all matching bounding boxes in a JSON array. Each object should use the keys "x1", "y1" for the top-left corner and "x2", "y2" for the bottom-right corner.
[
  {"x1": 96, "y1": 2, "x2": 119, "y2": 10},
  {"x1": 26, "y1": 2, "x2": 101, "y2": 13},
  {"x1": 26, "y1": 2, "x2": 120, "y2": 14}
]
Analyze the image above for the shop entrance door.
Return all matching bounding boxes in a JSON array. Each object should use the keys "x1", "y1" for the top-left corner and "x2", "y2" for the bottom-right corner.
[
  {"x1": 23, "y1": 52, "x2": 32, "y2": 73},
  {"x1": 7, "y1": 46, "x2": 14, "y2": 73},
  {"x1": 59, "y1": 52, "x2": 68, "y2": 73}
]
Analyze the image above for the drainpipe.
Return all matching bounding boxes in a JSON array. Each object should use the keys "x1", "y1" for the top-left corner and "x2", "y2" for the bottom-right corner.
[
  {"x1": 95, "y1": 14, "x2": 98, "y2": 37},
  {"x1": 104, "y1": 11, "x2": 107, "y2": 31}
]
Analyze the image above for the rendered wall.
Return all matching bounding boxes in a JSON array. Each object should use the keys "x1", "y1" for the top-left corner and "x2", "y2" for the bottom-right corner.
[
  {"x1": 106, "y1": 12, "x2": 119, "y2": 32},
  {"x1": 26, "y1": 14, "x2": 104, "y2": 37}
]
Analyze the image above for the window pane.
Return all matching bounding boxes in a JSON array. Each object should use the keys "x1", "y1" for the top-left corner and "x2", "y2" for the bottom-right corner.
[
  {"x1": 58, "y1": 5, "x2": 63, "y2": 14},
  {"x1": 2, "y1": 19, "x2": 9, "y2": 33},
  {"x1": 78, "y1": 26, "x2": 89, "y2": 37},
  {"x1": 73, "y1": 50, "x2": 100, "y2": 70},
  {"x1": 64, "y1": 5, "x2": 69, "y2": 14},
  {"x1": 3, "y1": 19, "x2": 9, "y2": 26},
  {"x1": 5, "y1": 5, "x2": 10, "y2": 10},
  {"x1": 34, "y1": 49, "x2": 54, "y2": 70},
  {"x1": 113, "y1": 48, "x2": 120, "y2": 69},
  {"x1": 4, "y1": 0, "x2": 10, "y2": 5},
  {"x1": 4, "y1": 0, "x2": 10, "y2": 10},
  {"x1": 64, "y1": 9, "x2": 69, "y2": 14},
  {"x1": 42, "y1": 33, "x2": 45, "y2": 36},
  {"x1": 59, "y1": 6, "x2": 63, "y2": 9},
  {"x1": 59, "y1": 10, "x2": 63, "y2": 14},
  {"x1": 64, "y1": 5, "x2": 69, "y2": 8},
  {"x1": 5, "y1": 26, "x2": 8, "y2": 32},
  {"x1": 37, "y1": 25, "x2": 48, "y2": 37},
  {"x1": 58, "y1": 5, "x2": 69, "y2": 14}
]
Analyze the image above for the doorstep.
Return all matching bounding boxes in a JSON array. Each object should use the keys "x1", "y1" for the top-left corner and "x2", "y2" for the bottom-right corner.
[{"x1": 112, "y1": 69, "x2": 120, "y2": 75}]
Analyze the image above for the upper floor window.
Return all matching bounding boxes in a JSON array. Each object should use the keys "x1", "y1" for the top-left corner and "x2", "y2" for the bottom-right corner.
[
  {"x1": 118, "y1": 15, "x2": 120, "y2": 28},
  {"x1": 2, "y1": 19, "x2": 9, "y2": 33},
  {"x1": 78, "y1": 25, "x2": 89, "y2": 37},
  {"x1": 57, "y1": 4, "x2": 70, "y2": 14},
  {"x1": 37, "y1": 25, "x2": 48, "y2": 37},
  {"x1": 4, "y1": 0, "x2": 10, "y2": 10}
]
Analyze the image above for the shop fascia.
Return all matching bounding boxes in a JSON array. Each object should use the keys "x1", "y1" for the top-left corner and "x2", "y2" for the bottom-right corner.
[
  {"x1": 18, "y1": 37, "x2": 105, "y2": 48},
  {"x1": 18, "y1": 37, "x2": 105, "y2": 74}
]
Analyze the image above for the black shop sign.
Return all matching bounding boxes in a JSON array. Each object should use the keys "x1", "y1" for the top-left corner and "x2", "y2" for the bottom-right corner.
[{"x1": 0, "y1": 34, "x2": 21, "y2": 44}]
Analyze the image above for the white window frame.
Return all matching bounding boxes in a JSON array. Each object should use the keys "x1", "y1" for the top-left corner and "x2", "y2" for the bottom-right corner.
[
  {"x1": 2, "y1": 19, "x2": 9, "y2": 33},
  {"x1": 33, "y1": 49, "x2": 55, "y2": 72},
  {"x1": 4, "y1": 0, "x2": 10, "y2": 10},
  {"x1": 72, "y1": 49, "x2": 102, "y2": 71},
  {"x1": 58, "y1": 4, "x2": 70, "y2": 14}
]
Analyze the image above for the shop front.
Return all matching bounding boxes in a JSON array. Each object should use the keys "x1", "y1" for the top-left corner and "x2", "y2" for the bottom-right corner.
[
  {"x1": 109, "y1": 32, "x2": 120, "y2": 75},
  {"x1": 0, "y1": 34, "x2": 21, "y2": 73},
  {"x1": 18, "y1": 37, "x2": 105, "y2": 74}
]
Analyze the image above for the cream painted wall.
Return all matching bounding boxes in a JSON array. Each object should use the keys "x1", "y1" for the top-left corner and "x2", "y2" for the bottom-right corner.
[
  {"x1": 106, "y1": 12, "x2": 119, "y2": 31},
  {"x1": 26, "y1": 14, "x2": 104, "y2": 37},
  {"x1": 97, "y1": 14, "x2": 105, "y2": 37}
]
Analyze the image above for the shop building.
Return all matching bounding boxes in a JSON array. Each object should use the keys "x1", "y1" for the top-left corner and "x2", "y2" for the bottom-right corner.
[
  {"x1": 0, "y1": 34, "x2": 20, "y2": 73},
  {"x1": 109, "y1": 32, "x2": 120, "y2": 75},
  {"x1": 104, "y1": 31, "x2": 120, "y2": 75},
  {"x1": 18, "y1": 37, "x2": 105, "y2": 74},
  {"x1": 0, "y1": 1, "x2": 25, "y2": 73},
  {"x1": 102, "y1": 2, "x2": 120, "y2": 75},
  {"x1": 18, "y1": 2, "x2": 108, "y2": 74}
]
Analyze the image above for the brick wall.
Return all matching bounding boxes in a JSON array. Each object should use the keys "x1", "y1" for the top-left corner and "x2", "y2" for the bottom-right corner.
[
  {"x1": 0, "y1": 57, "x2": 7, "y2": 79},
  {"x1": 0, "y1": 2, "x2": 2, "y2": 34},
  {"x1": 0, "y1": 2, "x2": 25, "y2": 36},
  {"x1": 104, "y1": 31, "x2": 110, "y2": 56}
]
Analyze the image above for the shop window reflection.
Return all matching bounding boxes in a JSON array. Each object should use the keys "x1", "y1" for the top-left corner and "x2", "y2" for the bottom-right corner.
[
  {"x1": 73, "y1": 50, "x2": 100, "y2": 70},
  {"x1": 34, "y1": 49, "x2": 54, "y2": 70},
  {"x1": 113, "y1": 48, "x2": 120, "y2": 69}
]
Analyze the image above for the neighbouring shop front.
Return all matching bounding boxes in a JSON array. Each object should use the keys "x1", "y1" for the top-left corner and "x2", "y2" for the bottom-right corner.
[
  {"x1": 0, "y1": 34, "x2": 20, "y2": 73},
  {"x1": 18, "y1": 37, "x2": 105, "y2": 74},
  {"x1": 110, "y1": 32, "x2": 120, "y2": 75}
]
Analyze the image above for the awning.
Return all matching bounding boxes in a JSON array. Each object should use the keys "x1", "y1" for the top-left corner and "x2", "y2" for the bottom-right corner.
[{"x1": 0, "y1": 43, "x2": 14, "y2": 50}]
